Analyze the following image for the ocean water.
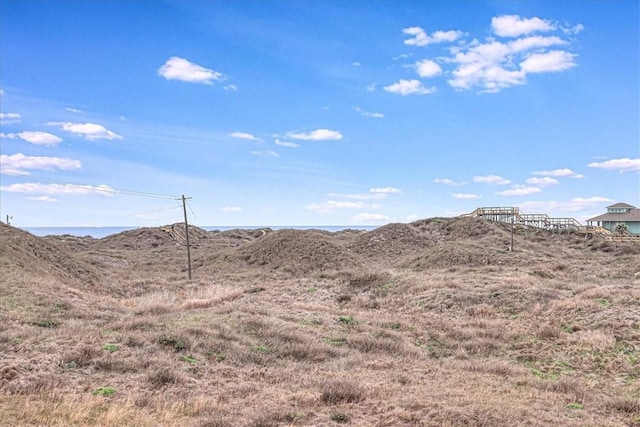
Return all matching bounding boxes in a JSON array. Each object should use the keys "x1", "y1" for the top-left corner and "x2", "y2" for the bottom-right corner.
[{"x1": 22, "y1": 225, "x2": 376, "y2": 239}]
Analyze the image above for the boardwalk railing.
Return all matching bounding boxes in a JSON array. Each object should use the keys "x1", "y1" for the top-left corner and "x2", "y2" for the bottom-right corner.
[{"x1": 463, "y1": 207, "x2": 616, "y2": 238}]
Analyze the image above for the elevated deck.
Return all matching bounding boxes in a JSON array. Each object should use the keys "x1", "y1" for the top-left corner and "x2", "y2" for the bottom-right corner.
[{"x1": 464, "y1": 207, "x2": 615, "y2": 238}]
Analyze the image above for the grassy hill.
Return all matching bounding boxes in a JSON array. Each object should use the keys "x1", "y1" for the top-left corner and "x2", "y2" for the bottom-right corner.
[{"x1": 1, "y1": 218, "x2": 638, "y2": 426}]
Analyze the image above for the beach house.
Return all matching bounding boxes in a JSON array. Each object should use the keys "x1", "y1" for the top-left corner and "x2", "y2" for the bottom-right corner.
[{"x1": 587, "y1": 203, "x2": 640, "y2": 235}]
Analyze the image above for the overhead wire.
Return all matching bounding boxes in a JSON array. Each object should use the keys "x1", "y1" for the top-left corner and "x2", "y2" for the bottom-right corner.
[{"x1": 2, "y1": 171, "x2": 180, "y2": 200}]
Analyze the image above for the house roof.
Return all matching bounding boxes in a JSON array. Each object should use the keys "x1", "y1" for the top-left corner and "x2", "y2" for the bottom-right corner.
[
  {"x1": 607, "y1": 202, "x2": 636, "y2": 209},
  {"x1": 588, "y1": 209, "x2": 640, "y2": 223}
]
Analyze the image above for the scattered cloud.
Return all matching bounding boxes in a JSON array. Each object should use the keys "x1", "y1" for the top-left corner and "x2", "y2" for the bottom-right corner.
[
  {"x1": 66, "y1": 107, "x2": 82, "y2": 113},
  {"x1": 1, "y1": 131, "x2": 63, "y2": 146},
  {"x1": 48, "y1": 122, "x2": 122, "y2": 140},
  {"x1": 402, "y1": 27, "x2": 464, "y2": 46},
  {"x1": 406, "y1": 214, "x2": 420, "y2": 222},
  {"x1": 286, "y1": 129, "x2": 343, "y2": 141},
  {"x1": 223, "y1": 84, "x2": 237, "y2": 92},
  {"x1": 305, "y1": 200, "x2": 370, "y2": 213},
  {"x1": 371, "y1": 187, "x2": 401, "y2": 194},
  {"x1": 384, "y1": 79, "x2": 436, "y2": 95},
  {"x1": 491, "y1": 15, "x2": 556, "y2": 37},
  {"x1": 1, "y1": 153, "x2": 81, "y2": 175},
  {"x1": 158, "y1": 56, "x2": 224, "y2": 85},
  {"x1": 251, "y1": 150, "x2": 280, "y2": 158},
  {"x1": 587, "y1": 158, "x2": 640, "y2": 173},
  {"x1": 230, "y1": 131, "x2": 261, "y2": 141},
  {"x1": 473, "y1": 175, "x2": 511, "y2": 185},
  {"x1": 366, "y1": 83, "x2": 377, "y2": 92},
  {"x1": 274, "y1": 138, "x2": 300, "y2": 148},
  {"x1": 352, "y1": 61, "x2": 361, "y2": 66},
  {"x1": 434, "y1": 178, "x2": 467, "y2": 186},
  {"x1": 329, "y1": 187, "x2": 401, "y2": 200},
  {"x1": 396, "y1": 16, "x2": 580, "y2": 93},
  {"x1": 533, "y1": 168, "x2": 584, "y2": 178},
  {"x1": 0, "y1": 112, "x2": 21, "y2": 124},
  {"x1": 415, "y1": 59, "x2": 442, "y2": 78},
  {"x1": 453, "y1": 193, "x2": 481, "y2": 199},
  {"x1": 351, "y1": 213, "x2": 390, "y2": 224},
  {"x1": 521, "y1": 196, "x2": 612, "y2": 214},
  {"x1": 562, "y1": 23, "x2": 584, "y2": 35},
  {"x1": 520, "y1": 50, "x2": 577, "y2": 73},
  {"x1": 525, "y1": 176, "x2": 559, "y2": 186},
  {"x1": 221, "y1": 206, "x2": 242, "y2": 212},
  {"x1": 26, "y1": 195, "x2": 57, "y2": 202},
  {"x1": 497, "y1": 186, "x2": 542, "y2": 196},
  {"x1": 0, "y1": 182, "x2": 114, "y2": 196},
  {"x1": 354, "y1": 106, "x2": 384, "y2": 118}
]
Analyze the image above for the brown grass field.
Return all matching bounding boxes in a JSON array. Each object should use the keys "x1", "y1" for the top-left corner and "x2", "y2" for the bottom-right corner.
[{"x1": 1, "y1": 217, "x2": 639, "y2": 426}]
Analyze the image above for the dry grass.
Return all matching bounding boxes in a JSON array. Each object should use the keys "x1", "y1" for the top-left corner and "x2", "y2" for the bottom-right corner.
[{"x1": 1, "y1": 220, "x2": 639, "y2": 426}]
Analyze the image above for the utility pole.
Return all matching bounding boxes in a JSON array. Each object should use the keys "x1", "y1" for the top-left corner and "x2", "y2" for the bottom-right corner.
[
  {"x1": 6, "y1": 215, "x2": 12, "y2": 225},
  {"x1": 180, "y1": 195, "x2": 193, "y2": 280},
  {"x1": 510, "y1": 210, "x2": 514, "y2": 252}
]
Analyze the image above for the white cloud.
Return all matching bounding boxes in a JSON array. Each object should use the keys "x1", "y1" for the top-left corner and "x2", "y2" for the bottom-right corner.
[
  {"x1": 158, "y1": 56, "x2": 224, "y2": 84},
  {"x1": 473, "y1": 175, "x2": 511, "y2": 185},
  {"x1": 305, "y1": 200, "x2": 369, "y2": 213},
  {"x1": 508, "y1": 36, "x2": 566, "y2": 53},
  {"x1": 352, "y1": 61, "x2": 361, "y2": 66},
  {"x1": 587, "y1": 158, "x2": 640, "y2": 173},
  {"x1": 453, "y1": 193, "x2": 481, "y2": 199},
  {"x1": 441, "y1": 19, "x2": 578, "y2": 92},
  {"x1": 533, "y1": 168, "x2": 584, "y2": 178},
  {"x1": 415, "y1": 59, "x2": 442, "y2": 78},
  {"x1": 223, "y1": 84, "x2": 237, "y2": 92},
  {"x1": 1, "y1": 182, "x2": 114, "y2": 196},
  {"x1": 384, "y1": 79, "x2": 436, "y2": 95},
  {"x1": 492, "y1": 15, "x2": 556, "y2": 37},
  {"x1": 1, "y1": 153, "x2": 81, "y2": 175},
  {"x1": 521, "y1": 196, "x2": 612, "y2": 214},
  {"x1": 562, "y1": 23, "x2": 584, "y2": 35},
  {"x1": 66, "y1": 107, "x2": 82, "y2": 113},
  {"x1": 497, "y1": 186, "x2": 542, "y2": 196},
  {"x1": 366, "y1": 83, "x2": 377, "y2": 92},
  {"x1": 27, "y1": 195, "x2": 58, "y2": 202},
  {"x1": 370, "y1": 187, "x2": 401, "y2": 194},
  {"x1": 230, "y1": 132, "x2": 261, "y2": 141},
  {"x1": 329, "y1": 187, "x2": 401, "y2": 201},
  {"x1": 286, "y1": 129, "x2": 343, "y2": 141},
  {"x1": 0, "y1": 112, "x2": 21, "y2": 124},
  {"x1": 351, "y1": 213, "x2": 390, "y2": 224},
  {"x1": 250, "y1": 150, "x2": 280, "y2": 158},
  {"x1": 403, "y1": 27, "x2": 464, "y2": 46},
  {"x1": 274, "y1": 138, "x2": 300, "y2": 148},
  {"x1": 525, "y1": 176, "x2": 559, "y2": 186},
  {"x1": 520, "y1": 50, "x2": 577, "y2": 73},
  {"x1": 49, "y1": 122, "x2": 122, "y2": 140},
  {"x1": 354, "y1": 106, "x2": 384, "y2": 118},
  {"x1": 2, "y1": 131, "x2": 63, "y2": 146},
  {"x1": 221, "y1": 206, "x2": 242, "y2": 212},
  {"x1": 434, "y1": 178, "x2": 467, "y2": 186}
]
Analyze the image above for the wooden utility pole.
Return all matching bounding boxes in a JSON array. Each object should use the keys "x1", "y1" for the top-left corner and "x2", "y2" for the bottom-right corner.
[
  {"x1": 6, "y1": 215, "x2": 11, "y2": 225},
  {"x1": 510, "y1": 211, "x2": 514, "y2": 252},
  {"x1": 180, "y1": 195, "x2": 193, "y2": 280}
]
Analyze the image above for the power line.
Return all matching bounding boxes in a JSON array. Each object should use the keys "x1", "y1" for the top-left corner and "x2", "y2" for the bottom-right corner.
[{"x1": 2, "y1": 171, "x2": 179, "y2": 200}]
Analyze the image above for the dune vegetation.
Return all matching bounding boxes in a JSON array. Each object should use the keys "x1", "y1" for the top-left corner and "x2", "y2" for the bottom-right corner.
[{"x1": 1, "y1": 217, "x2": 638, "y2": 426}]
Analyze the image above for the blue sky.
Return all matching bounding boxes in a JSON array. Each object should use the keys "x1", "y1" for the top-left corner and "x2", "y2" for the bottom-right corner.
[{"x1": 1, "y1": 0, "x2": 638, "y2": 227}]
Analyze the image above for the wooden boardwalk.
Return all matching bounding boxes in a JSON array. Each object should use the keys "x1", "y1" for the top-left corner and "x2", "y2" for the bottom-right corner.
[{"x1": 463, "y1": 207, "x2": 638, "y2": 242}]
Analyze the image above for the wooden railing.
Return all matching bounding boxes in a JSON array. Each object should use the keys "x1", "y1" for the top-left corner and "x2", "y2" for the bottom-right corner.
[{"x1": 464, "y1": 207, "x2": 620, "y2": 239}]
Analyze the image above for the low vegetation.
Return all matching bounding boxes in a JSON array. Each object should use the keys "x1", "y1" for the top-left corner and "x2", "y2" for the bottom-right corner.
[{"x1": 1, "y1": 218, "x2": 638, "y2": 426}]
